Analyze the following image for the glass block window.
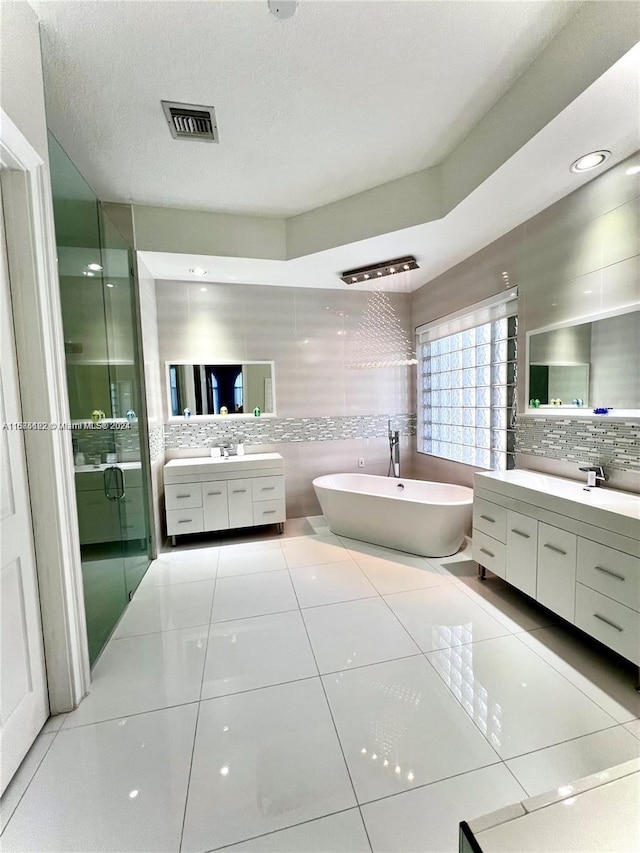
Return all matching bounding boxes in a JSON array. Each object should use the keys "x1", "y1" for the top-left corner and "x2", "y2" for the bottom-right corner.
[{"x1": 417, "y1": 301, "x2": 517, "y2": 471}]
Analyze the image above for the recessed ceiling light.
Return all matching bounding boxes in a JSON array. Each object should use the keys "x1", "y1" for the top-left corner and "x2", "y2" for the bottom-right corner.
[
  {"x1": 570, "y1": 150, "x2": 610, "y2": 173},
  {"x1": 106, "y1": 282, "x2": 114, "y2": 288},
  {"x1": 87, "y1": 263, "x2": 103, "y2": 271},
  {"x1": 189, "y1": 267, "x2": 208, "y2": 276},
  {"x1": 200, "y1": 287, "x2": 208, "y2": 292},
  {"x1": 625, "y1": 165, "x2": 640, "y2": 176},
  {"x1": 83, "y1": 271, "x2": 95, "y2": 277}
]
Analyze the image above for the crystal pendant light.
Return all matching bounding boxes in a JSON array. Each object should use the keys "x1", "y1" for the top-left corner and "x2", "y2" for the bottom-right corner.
[{"x1": 346, "y1": 287, "x2": 417, "y2": 369}]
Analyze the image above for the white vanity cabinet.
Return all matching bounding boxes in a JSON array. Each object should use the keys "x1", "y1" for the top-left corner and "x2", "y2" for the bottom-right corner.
[
  {"x1": 473, "y1": 470, "x2": 640, "y2": 668},
  {"x1": 164, "y1": 453, "x2": 285, "y2": 544}
]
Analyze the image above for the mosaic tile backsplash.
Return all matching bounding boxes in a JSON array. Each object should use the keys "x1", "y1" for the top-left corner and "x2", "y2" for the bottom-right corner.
[
  {"x1": 515, "y1": 416, "x2": 640, "y2": 472},
  {"x1": 164, "y1": 413, "x2": 416, "y2": 449},
  {"x1": 149, "y1": 425, "x2": 165, "y2": 462}
]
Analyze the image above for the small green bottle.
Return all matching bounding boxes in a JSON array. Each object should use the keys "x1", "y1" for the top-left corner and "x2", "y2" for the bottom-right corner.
[{"x1": 253, "y1": 406, "x2": 261, "y2": 417}]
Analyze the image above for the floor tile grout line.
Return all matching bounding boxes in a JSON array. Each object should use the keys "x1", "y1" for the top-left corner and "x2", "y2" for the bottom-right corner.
[
  {"x1": 376, "y1": 587, "x2": 433, "y2": 654},
  {"x1": 179, "y1": 565, "x2": 219, "y2": 853},
  {"x1": 516, "y1": 627, "x2": 640, "y2": 717},
  {"x1": 353, "y1": 757, "x2": 505, "y2": 811},
  {"x1": 286, "y1": 563, "x2": 373, "y2": 851},
  {"x1": 496, "y1": 718, "x2": 640, "y2": 798},
  {"x1": 201, "y1": 674, "x2": 322, "y2": 704},
  {"x1": 0, "y1": 727, "x2": 59, "y2": 837},
  {"x1": 199, "y1": 806, "x2": 362, "y2": 852},
  {"x1": 113, "y1": 619, "x2": 213, "y2": 642},
  {"x1": 211, "y1": 604, "x2": 300, "y2": 624},
  {"x1": 501, "y1": 758, "x2": 532, "y2": 799},
  {"x1": 55, "y1": 700, "x2": 202, "y2": 732},
  {"x1": 418, "y1": 648, "x2": 505, "y2": 766},
  {"x1": 507, "y1": 630, "x2": 624, "y2": 725},
  {"x1": 452, "y1": 572, "x2": 559, "y2": 637},
  {"x1": 418, "y1": 637, "x2": 629, "y2": 766},
  {"x1": 133, "y1": 577, "x2": 216, "y2": 598},
  {"x1": 283, "y1": 554, "x2": 355, "y2": 572}
]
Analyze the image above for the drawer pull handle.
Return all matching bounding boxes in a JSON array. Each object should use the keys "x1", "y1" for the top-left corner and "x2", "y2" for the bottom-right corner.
[
  {"x1": 176, "y1": 494, "x2": 191, "y2": 499},
  {"x1": 263, "y1": 510, "x2": 276, "y2": 515},
  {"x1": 543, "y1": 543, "x2": 567, "y2": 556},
  {"x1": 479, "y1": 547, "x2": 494, "y2": 558},
  {"x1": 178, "y1": 519, "x2": 192, "y2": 524},
  {"x1": 594, "y1": 565, "x2": 625, "y2": 582},
  {"x1": 593, "y1": 613, "x2": 624, "y2": 633},
  {"x1": 261, "y1": 486, "x2": 276, "y2": 491},
  {"x1": 480, "y1": 514, "x2": 495, "y2": 523},
  {"x1": 207, "y1": 491, "x2": 222, "y2": 496},
  {"x1": 232, "y1": 489, "x2": 247, "y2": 494},
  {"x1": 511, "y1": 529, "x2": 530, "y2": 539}
]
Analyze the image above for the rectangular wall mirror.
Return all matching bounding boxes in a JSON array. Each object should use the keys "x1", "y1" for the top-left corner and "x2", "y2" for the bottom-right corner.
[
  {"x1": 168, "y1": 361, "x2": 275, "y2": 417},
  {"x1": 527, "y1": 306, "x2": 640, "y2": 410}
]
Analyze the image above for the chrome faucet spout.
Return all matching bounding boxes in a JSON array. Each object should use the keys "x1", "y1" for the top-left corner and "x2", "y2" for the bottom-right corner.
[{"x1": 579, "y1": 465, "x2": 606, "y2": 488}]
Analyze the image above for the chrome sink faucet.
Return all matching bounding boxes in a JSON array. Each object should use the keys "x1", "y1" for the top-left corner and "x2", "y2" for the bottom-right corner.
[{"x1": 579, "y1": 465, "x2": 606, "y2": 489}]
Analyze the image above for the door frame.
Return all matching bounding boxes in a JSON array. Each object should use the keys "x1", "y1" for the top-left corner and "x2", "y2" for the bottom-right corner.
[{"x1": 0, "y1": 108, "x2": 90, "y2": 712}]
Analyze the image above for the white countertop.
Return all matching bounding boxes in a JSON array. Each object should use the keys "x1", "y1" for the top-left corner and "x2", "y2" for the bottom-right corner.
[
  {"x1": 164, "y1": 453, "x2": 284, "y2": 479},
  {"x1": 476, "y1": 469, "x2": 640, "y2": 540},
  {"x1": 75, "y1": 461, "x2": 142, "y2": 474},
  {"x1": 468, "y1": 759, "x2": 640, "y2": 852}
]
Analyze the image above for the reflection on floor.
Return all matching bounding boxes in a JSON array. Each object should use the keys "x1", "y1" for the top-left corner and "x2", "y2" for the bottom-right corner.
[{"x1": 2, "y1": 517, "x2": 639, "y2": 851}]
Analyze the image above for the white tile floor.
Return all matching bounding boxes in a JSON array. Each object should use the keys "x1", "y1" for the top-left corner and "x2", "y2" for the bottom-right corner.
[{"x1": 2, "y1": 517, "x2": 639, "y2": 852}]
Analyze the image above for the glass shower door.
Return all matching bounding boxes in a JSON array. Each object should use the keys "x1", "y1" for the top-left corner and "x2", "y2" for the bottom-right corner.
[
  {"x1": 49, "y1": 133, "x2": 152, "y2": 665},
  {"x1": 99, "y1": 207, "x2": 151, "y2": 601}
]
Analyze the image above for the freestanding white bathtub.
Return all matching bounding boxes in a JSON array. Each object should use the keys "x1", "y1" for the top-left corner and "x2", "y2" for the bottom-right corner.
[{"x1": 313, "y1": 473, "x2": 473, "y2": 557}]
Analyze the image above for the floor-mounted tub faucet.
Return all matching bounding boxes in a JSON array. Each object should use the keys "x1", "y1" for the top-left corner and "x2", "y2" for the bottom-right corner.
[{"x1": 388, "y1": 420, "x2": 400, "y2": 478}]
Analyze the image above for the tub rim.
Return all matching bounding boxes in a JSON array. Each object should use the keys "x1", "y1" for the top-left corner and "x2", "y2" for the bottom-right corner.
[{"x1": 312, "y1": 473, "x2": 473, "y2": 507}]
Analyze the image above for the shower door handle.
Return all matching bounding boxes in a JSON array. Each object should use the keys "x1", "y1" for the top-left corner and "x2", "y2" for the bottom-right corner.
[
  {"x1": 115, "y1": 466, "x2": 126, "y2": 500},
  {"x1": 103, "y1": 466, "x2": 126, "y2": 501}
]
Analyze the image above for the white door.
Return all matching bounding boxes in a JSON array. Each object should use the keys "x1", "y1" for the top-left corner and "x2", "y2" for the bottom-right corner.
[{"x1": 0, "y1": 180, "x2": 48, "y2": 794}]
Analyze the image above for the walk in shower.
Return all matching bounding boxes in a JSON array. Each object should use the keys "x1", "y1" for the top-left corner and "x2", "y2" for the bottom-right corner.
[{"x1": 49, "y1": 135, "x2": 152, "y2": 665}]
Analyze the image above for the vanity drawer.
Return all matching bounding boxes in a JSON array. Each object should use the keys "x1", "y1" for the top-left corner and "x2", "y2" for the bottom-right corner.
[
  {"x1": 166, "y1": 508, "x2": 204, "y2": 536},
  {"x1": 252, "y1": 476, "x2": 285, "y2": 502},
  {"x1": 537, "y1": 523, "x2": 577, "y2": 623},
  {"x1": 165, "y1": 483, "x2": 202, "y2": 510},
  {"x1": 253, "y1": 499, "x2": 286, "y2": 526},
  {"x1": 577, "y1": 539, "x2": 640, "y2": 613},
  {"x1": 473, "y1": 498, "x2": 507, "y2": 542},
  {"x1": 575, "y1": 583, "x2": 640, "y2": 665},
  {"x1": 472, "y1": 530, "x2": 506, "y2": 579}
]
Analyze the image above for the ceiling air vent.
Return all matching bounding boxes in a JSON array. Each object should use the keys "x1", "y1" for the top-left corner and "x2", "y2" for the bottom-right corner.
[{"x1": 161, "y1": 101, "x2": 219, "y2": 143}]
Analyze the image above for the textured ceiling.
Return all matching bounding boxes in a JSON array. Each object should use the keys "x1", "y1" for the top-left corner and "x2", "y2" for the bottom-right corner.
[{"x1": 33, "y1": 0, "x2": 579, "y2": 216}]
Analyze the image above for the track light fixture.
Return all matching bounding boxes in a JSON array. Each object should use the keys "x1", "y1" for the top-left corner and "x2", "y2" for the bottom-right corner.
[{"x1": 340, "y1": 256, "x2": 419, "y2": 285}]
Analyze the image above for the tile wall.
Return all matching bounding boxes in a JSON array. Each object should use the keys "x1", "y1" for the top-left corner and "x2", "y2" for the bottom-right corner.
[
  {"x1": 154, "y1": 281, "x2": 415, "y2": 517},
  {"x1": 411, "y1": 153, "x2": 640, "y2": 492}
]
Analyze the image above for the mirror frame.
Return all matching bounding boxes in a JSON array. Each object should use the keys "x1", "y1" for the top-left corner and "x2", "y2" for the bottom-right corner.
[
  {"x1": 524, "y1": 303, "x2": 640, "y2": 416},
  {"x1": 165, "y1": 360, "x2": 277, "y2": 420}
]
